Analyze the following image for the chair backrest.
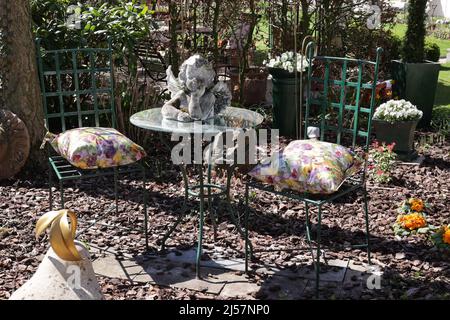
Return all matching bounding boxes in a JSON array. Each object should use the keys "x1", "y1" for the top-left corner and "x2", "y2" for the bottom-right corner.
[
  {"x1": 304, "y1": 42, "x2": 383, "y2": 151},
  {"x1": 135, "y1": 39, "x2": 168, "y2": 82},
  {"x1": 36, "y1": 39, "x2": 116, "y2": 133}
]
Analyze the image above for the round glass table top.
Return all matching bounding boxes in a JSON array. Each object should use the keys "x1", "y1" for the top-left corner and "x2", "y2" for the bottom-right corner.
[{"x1": 130, "y1": 107, "x2": 265, "y2": 134}]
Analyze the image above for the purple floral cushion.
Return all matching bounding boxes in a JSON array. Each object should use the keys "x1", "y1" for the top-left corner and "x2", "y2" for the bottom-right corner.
[
  {"x1": 49, "y1": 127, "x2": 146, "y2": 169},
  {"x1": 248, "y1": 139, "x2": 362, "y2": 194}
]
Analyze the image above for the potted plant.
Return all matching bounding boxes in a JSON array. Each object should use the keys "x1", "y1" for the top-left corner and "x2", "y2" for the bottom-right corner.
[
  {"x1": 264, "y1": 51, "x2": 310, "y2": 137},
  {"x1": 391, "y1": 0, "x2": 440, "y2": 128},
  {"x1": 372, "y1": 99, "x2": 423, "y2": 161}
]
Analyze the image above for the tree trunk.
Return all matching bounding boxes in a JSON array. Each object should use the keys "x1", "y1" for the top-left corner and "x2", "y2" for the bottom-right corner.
[
  {"x1": 0, "y1": 0, "x2": 45, "y2": 169},
  {"x1": 211, "y1": 0, "x2": 221, "y2": 66},
  {"x1": 168, "y1": 0, "x2": 181, "y2": 75}
]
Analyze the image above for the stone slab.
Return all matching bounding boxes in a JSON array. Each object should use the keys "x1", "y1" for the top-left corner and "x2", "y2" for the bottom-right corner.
[
  {"x1": 258, "y1": 275, "x2": 308, "y2": 300},
  {"x1": 165, "y1": 249, "x2": 246, "y2": 272},
  {"x1": 217, "y1": 273, "x2": 260, "y2": 299},
  {"x1": 92, "y1": 248, "x2": 359, "y2": 298},
  {"x1": 92, "y1": 255, "x2": 143, "y2": 281},
  {"x1": 133, "y1": 264, "x2": 228, "y2": 295},
  {"x1": 255, "y1": 259, "x2": 348, "y2": 283}
]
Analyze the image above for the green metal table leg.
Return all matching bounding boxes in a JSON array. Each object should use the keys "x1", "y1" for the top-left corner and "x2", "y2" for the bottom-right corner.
[
  {"x1": 223, "y1": 168, "x2": 253, "y2": 258},
  {"x1": 196, "y1": 164, "x2": 205, "y2": 279},
  {"x1": 159, "y1": 164, "x2": 191, "y2": 251},
  {"x1": 224, "y1": 165, "x2": 240, "y2": 228},
  {"x1": 363, "y1": 189, "x2": 371, "y2": 264},
  {"x1": 207, "y1": 164, "x2": 218, "y2": 241},
  {"x1": 181, "y1": 164, "x2": 189, "y2": 200},
  {"x1": 159, "y1": 206, "x2": 188, "y2": 251},
  {"x1": 244, "y1": 183, "x2": 250, "y2": 273}
]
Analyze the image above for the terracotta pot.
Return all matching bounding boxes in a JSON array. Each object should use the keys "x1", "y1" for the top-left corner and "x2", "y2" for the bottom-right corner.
[{"x1": 229, "y1": 67, "x2": 268, "y2": 106}]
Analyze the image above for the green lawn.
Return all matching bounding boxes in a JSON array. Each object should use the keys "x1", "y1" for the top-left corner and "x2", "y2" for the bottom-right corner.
[
  {"x1": 390, "y1": 23, "x2": 450, "y2": 58},
  {"x1": 435, "y1": 62, "x2": 450, "y2": 108},
  {"x1": 387, "y1": 24, "x2": 450, "y2": 109}
]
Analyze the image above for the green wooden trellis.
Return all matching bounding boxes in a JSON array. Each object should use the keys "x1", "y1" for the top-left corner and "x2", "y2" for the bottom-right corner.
[
  {"x1": 244, "y1": 41, "x2": 383, "y2": 298},
  {"x1": 36, "y1": 39, "x2": 149, "y2": 250}
]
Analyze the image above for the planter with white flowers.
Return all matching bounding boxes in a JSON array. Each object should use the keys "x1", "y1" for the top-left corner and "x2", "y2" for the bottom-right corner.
[
  {"x1": 372, "y1": 99, "x2": 423, "y2": 161},
  {"x1": 264, "y1": 51, "x2": 310, "y2": 138}
]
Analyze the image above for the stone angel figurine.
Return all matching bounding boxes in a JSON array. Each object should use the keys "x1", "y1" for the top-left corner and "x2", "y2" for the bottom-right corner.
[{"x1": 162, "y1": 54, "x2": 232, "y2": 122}]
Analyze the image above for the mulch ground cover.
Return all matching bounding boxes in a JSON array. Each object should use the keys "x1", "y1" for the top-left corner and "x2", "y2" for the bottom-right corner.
[{"x1": 1, "y1": 133, "x2": 449, "y2": 300}]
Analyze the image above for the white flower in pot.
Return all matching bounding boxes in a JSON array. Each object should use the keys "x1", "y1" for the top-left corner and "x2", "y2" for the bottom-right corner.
[
  {"x1": 264, "y1": 51, "x2": 311, "y2": 76},
  {"x1": 372, "y1": 99, "x2": 423, "y2": 161}
]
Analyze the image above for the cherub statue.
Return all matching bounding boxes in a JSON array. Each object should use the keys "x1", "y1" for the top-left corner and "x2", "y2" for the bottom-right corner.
[{"x1": 162, "y1": 54, "x2": 231, "y2": 122}]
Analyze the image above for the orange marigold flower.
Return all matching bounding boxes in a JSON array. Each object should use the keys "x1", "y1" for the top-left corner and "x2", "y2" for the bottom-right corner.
[
  {"x1": 409, "y1": 198, "x2": 424, "y2": 212},
  {"x1": 397, "y1": 213, "x2": 427, "y2": 230},
  {"x1": 443, "y1": 227, "x2": 450, "y2": 245}
]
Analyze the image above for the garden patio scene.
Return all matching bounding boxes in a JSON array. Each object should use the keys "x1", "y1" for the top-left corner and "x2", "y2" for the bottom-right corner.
[{"x1": 0, "y1": 0, "x2": 449, "y2": 302}]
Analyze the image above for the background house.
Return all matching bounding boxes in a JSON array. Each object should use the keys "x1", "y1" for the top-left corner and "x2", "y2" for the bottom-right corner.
[
  {"x1": 429, "y1": 0, "x2": 450, "y2": 19},
  {"x1": 391, "y1": 0, "x2": 450, "y2": 19}
]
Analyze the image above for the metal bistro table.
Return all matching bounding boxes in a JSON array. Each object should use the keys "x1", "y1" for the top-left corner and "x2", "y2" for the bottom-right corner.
[{"x1": 130, "y1": 107, "x2": 264, "y2": 278}]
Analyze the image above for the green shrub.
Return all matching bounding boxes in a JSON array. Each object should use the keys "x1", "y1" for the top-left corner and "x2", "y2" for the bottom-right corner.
[
  {"x1": 425, "y1": 42, "x2": 441, "y2": 62},
  {"x1": 402, "y1": 0, "x2": 427, "y2": 63},
  {"x1": 432, "y1": 105, "x2": 450, "y2": 137},
  {"x1": 31, "y1": 0, "x2": 157, "y2": 145},
  {"x1": 343, "y1": 26, "x2": 401, "y2": 74},
  {"x1": 433, "y1": 105, "x2": 450, "y2": 120},
  {"x1": 31, "y1": 0, "x2": 154, "y2": 71}
]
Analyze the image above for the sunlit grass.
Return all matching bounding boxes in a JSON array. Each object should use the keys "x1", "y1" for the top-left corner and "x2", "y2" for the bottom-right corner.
[
  {"x1": 435, "y1": 62, "x2": 450, "y2": 108},
  {"x1": 390, "y1": 23, "x2": 450, "y2": 57}
]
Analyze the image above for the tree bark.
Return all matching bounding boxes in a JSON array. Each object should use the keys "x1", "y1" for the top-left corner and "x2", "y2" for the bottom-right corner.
[
  {"x1": 168, "y1": 0, "x2": 181, "y2": 75},
  {"x1": 0, "y1": 0, "x2": 45, "y2": 170}
]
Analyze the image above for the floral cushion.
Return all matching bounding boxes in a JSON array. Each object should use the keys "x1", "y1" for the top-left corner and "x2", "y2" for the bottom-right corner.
[
  {"x1": 248, "y1": 139, "x2": 362, "y2": 194},
  {"x1": 48, "y1": 127, "x2": 146, "y2": 169}
]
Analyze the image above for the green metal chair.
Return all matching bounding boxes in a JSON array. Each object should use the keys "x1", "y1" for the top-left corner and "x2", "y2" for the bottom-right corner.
[
  {"x1": 36, "y1": 39, "x2": 149, "y2": 249},
  {"x1": 244, "y1": 42, "x2": 383, "y2": 297}
]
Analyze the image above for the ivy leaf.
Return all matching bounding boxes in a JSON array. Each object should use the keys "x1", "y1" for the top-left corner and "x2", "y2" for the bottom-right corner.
[
  {"x1": 140, "y1": 6, "x2": 148, "y2": 16},
  {"x1": 417, "y1": 227, "x2": 429, "y2": 234}
]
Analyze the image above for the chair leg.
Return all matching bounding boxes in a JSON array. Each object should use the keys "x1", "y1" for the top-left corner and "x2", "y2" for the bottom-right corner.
[
  {"x1": 59, "y1": 180, "x2": 64, "y2": 209},
  {"x1": 48, "y1": 161, "x2": 53, "y2": 211},
  {"x1": 305, "y1": 202, "x2": 311, "y2": 242},
  {"x1": 304, "y1": 201, "x2": 316, "y2": 262},
  {"x1": 142, "y1": 166, "x2": 149, "y2": 251},
  {"x1": 315, "y1": 205, "x2": 322, "y2": 299},
  {"x1": 113, "y1": 167, "x2": 118, "y2": 215},
  {"x1": 363, "y1": 189, "x2": 371, "y2": 265},
  {"x1": 244, "y1": 183, "x2": 250, "y2": 274}
]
